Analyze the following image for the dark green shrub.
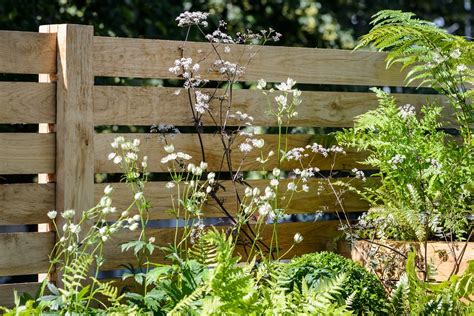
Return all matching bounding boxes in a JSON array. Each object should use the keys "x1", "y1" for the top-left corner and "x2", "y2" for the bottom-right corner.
[{"x1": 285, "y1": 251, "x2": 387, "y2": 315}]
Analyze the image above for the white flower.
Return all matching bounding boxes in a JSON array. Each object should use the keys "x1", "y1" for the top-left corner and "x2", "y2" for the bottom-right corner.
[
  {"x1": 275, "y1": 78, "x2": 296, "y2": 92},
  {"x1": 270, "y1": 179, "x2": 279, "y2": 187},
  {"x1": 69, "y1": 224, "x2": 81, "y2": 234},
  {"x1": 132, "y1": 139, "x2": 140, "y2": 147},
  {"x1": 100, "y1": 196, "x2": 112, "y2": 207},
  {"x1": 121, "y1": 211, "x2": 129, "y2": 217},
  {"x1": 113, "y1": 155, "x2": 122, "y2": 164},
  {"x1": 177, "y1": 152, "x2": 192, "y2": 160},
  {"x1": 133, "y1": 214, "x2": 141, "y2": 222},
  {"x1": 101, "y1": 236, "x2": 108, "y2": 242},
  {"x1": 149, "y1": 237, "x2": 156, "y2": 243},
  {"x1": 287, "y1": 182, "x2": 297, "y2": 191},
  {"x1": 272, "y1": 168, "x2": 281, "y2": 177},
  {"x1": 161, "y1": 153, "x2": 177, "y2": 163},
  {"x1": 200, "y1": 161, "x2": 208, "y2": 170},
  {"x1": 450, "y1": 48, "x2": 461, "y2": 59},
  {"x1": 126, "y1": 152, "x2": 138, "y2": 161},
  {"x1": 224, "y1": 46, "x2": 231, "y2": 53},
  {"x1": 206, "y1": 186, "x2": 212, "y2": 193},
  {"x1": 258, "y1": 203, "x2": 272, "y2": 216},
  {"x1": 107, "y1": 152, "x2": 116, "y2": 160},
  {"x1": 275, "y1": 95, "x2": 288, "y2": 108},
  {"x1": 176, "y1": 11, "x2": 209, "y2": 27},
  {"x1": 141, "y1": 156, "x2": 148, "y2": 168},
  {"x1": 134, "y1": 192, "x2": 143, "y2": 200},
  {"x1": 164, "y1": 144, "x2": 175, "y2": 153},
  {"x1": 256, "y1": 79, "x2": 267, "y2": 90},
  {"x1": 61, "y1": 209, "x2": 75, "y2": 219},
  {"x1": 47, "y1": 210, "x2": 57, "y2": 219},
  {"x1": 245, "y1": 187, "x2": 252, "y2": 197},
  {"x1": 302, "y1": 184, "x2": 309, "y2": 192},
  {"x1": 252, "y1": 139, "x2": 264, "y2": 148},
  {"x1": 399, "y1": 104, "x2": 415, "y2": 119},
  {"x1": 104, "y1": 185, "x2": 113, "y2": 195},
  {"x1": 129, "y1": 222, "x2": 139, "y2": 231},
  {"x1": 99, "y1": 226, "x2": 107, "y2": 235},
  {"x1": 293, "y1": 232, "x2": 303, "y2": 244},
  {"x1": 166, "y1": 182, "x2": 175, "y2": 189},
  {"x1": 252, "y1": 187, "x2": 260, "y2": 196},
  {"x1": 239, "y1": 143, "x2": 253, "y2": 153},
  {"x1": 457, "y1": 64, "x2": 467, "y2": 72}
]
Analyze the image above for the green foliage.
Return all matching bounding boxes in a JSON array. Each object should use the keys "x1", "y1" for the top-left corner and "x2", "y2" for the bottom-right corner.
[
  {"x1": 356, "y1": 10, "x2": 473, "y2": 140},
  {"x1": 284, "y1": 251, "x2": 387, "y2": 314},
  {"x1": 389, "y1": 252, "x2": 474, "y2": 315},
  {"x1": 337, "y1": 89, "x2": 472, "y2": 242}
]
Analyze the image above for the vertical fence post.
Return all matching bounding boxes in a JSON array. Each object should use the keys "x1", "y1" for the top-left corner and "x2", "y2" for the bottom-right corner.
[{"x1": 39, "y1": 24, "x2": 95, "y2": 281}]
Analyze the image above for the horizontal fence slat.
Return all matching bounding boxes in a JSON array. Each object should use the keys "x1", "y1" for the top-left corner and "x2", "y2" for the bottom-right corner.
[
  {"x1": 0, "y1": 183, "x2": 55, "y2": 225},
  {"x1": 0, "y1": 232, "x2": 54, "y2": 276},
  {"x1": 102, "y1": 221, "x2": 342, "y2": 270},
  {"x1": 93, "y1": 36, "x2": 409, "y2": 86},
  {"x1": 0, "y1": 282, "x2": 41, "y2": 308},
  {"x1": 0, "y1": 82, "x2": 56, "y2": 124},
  {"x1": 94, "y1": 133, "x2": 368, "y2": 173},
  {"x1": 0, "y1": 31, "x2": 56, "y2": 74},
  {"x1": 93, "y1": 86, "x2": 454, "y2": 127},
  {"x1": 0, "y1": 133, "x2": 55, "y2": 174},
  {"x1": 96, "y1": 178, "x2": 371, "y2": 220}
]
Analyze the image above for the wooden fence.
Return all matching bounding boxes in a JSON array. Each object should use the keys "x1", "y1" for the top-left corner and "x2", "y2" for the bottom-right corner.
[{"x1": 0, "y1": 24, "x2": 450, "y2": 307}]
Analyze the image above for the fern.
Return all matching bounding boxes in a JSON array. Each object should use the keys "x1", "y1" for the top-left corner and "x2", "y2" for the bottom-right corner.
[{"x1": 356, "y1": 10, "x2": 473, "y2": 141}]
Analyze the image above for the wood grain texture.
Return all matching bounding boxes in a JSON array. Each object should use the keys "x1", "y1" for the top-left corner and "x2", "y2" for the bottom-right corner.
[
  {"x1": 0, "y1": 133, "x2": 55, "y2": 174},
  {"x1": 0, "y1": 232, "x2": 54, "y2": 276},
  {"x1": 0, "y1": 82, "x2": 55, "y2": 124},
  {"x1": 0, "y1": 30, "x2": 56, "y2": 74},
  {"x1": 54, "y1": 25, "x2": 95, "y2": 221},
  {"x1": 101, "y1": 221, "x2": 342, "y2": 270},
  {"x1": 94, "y1": 133, "x2": 369, "y2": 173},
  {"x1": 0, "y1": 283, "x2": 41, "y2": 308},
  {"x1": 95, "y1": 178, "x2": 371, "y2": 220},
  {"x1": 0, "y1": 183, "x2": 55, "y2": 225},
  {"x1": 93, "y1": 36, "x2": 409, "y2": 86},
  {"x1": 93, "y1": 86, "x2": 454, "y2": 127}
]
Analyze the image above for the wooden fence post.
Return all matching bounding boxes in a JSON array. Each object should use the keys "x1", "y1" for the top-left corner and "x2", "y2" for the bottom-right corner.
[{"x1": 39, "y1": 24, "x2": 95, "y2": 252}]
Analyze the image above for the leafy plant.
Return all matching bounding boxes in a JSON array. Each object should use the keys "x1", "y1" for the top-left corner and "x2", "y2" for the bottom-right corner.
[
  {"x1": 283, "y1": 251, "x2": 387, "y2": 314},
  {"x1": 389, "y1": 252, "x2": 474, "y2": 315},
  {"x1": 356, "y1": 10, "x2": 473, "y2": 141}
]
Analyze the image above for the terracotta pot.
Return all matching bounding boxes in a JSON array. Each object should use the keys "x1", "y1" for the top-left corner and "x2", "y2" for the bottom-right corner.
[{"x1": 339, "y1": 240, "x2": 474, "y2": 282}]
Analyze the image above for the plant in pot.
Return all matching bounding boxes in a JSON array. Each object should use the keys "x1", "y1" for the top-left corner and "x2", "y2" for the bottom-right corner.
[{"x1": 334, "y1": 10, "x2": 473, "y2": 288}]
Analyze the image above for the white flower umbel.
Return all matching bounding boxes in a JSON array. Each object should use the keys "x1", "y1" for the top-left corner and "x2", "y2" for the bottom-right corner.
[
  {"x1": 256, "y1": 79, "x2": 267, "y2": 90},
  {"x1": 61, "y1": 209, "x2": 75, "y2": 219},
  {"x1": 176, "y1": 11, "x2": 209, "y2": 28},
  {"x1": 47, "y1": 210, "x2": 57, "y2": 219},
  {"x1": 293, "y1": 232, "x2": 304, "y2": 244}
]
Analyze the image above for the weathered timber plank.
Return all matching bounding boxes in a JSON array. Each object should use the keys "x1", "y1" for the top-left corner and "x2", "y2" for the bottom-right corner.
[
  {"x1": 0, "y1": 183, "x2": 55, "y2": 225},
  {"x1": 95, "y1": 178, "x2": 372, "y2": 220},
  {"x1": 0, "y1": 31, "x2": 56, "y2": 74},
  {"x1": 0, "y1": 82, "x2": 55, "y2": 124},
  {"x1": 93, "y1": 36, "x2": 409, "y2": 86},
  {"x1": 93, "y1": 86, "x2": 454, "y2": 127},
  {"x1": 0, "y1": 133, "x2": 55, "y2": 174},
  {"x1": 0, "y1": 232, "x2": 54, "y2": 276},
  {"x1": 0, "y1": 283, "x2": 41, "y2": 308},
  {"x1": 94, "y1": 133, "x2": 369, "y2": 173},
  {"x1": 101, "y1": 221, "x2": 342, "y2": 270}
]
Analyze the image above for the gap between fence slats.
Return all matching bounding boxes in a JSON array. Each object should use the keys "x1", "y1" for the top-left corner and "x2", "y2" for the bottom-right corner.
[
  {"x1": 95, "y1": 178, "x2": 373, "y2": 220},
  {"x1": 93, "y1": 36, "x2": 412, "y2": 86},
  {"x1": 93, "y1": 86, "x2": 454, "y2": 127},
  {"x1": 101, "y1": 221, "x2": 342, "y2": 271},
  {"x1": 0, "y1": 232, "x2": 54, "y2": 276},
  {"x1": 0, "y1": 133, "x2": 55, "y2": 174},
  {"x1": 0, "y1": 183, "x2": 55, "y2": 225},
  {"x1": 0, "y1": 283, "x2": 41, "y2": 308},
  {"x1": 94, "y1": 133, "x2": 369, "y2": 173},
  {"x1": 0, "y1": 82, "x2": 56, "y2": 124},
  {"x1": 0, "y1": 31, "x2": 56, "y2": 74}
]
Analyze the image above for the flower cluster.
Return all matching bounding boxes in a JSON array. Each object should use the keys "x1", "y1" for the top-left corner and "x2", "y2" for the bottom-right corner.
[
  {"x1": 169, "y1": 57, "x2": 206, "y2": 88},
  {"x1": 195, "y1": 91, "x2": 211, "y2": 114},
  {"x1": 160, "y1": 143, "x2": 192, "y2": 164},
  {"x1": 176, "y1": 11, "x2": 209, "y2": 28},
  {"x1": 213, "y1": 60, "x2": 245, "y2": 78},
  {"x1": 388, "y1": 154, "x2": 406, "y2": 169}
]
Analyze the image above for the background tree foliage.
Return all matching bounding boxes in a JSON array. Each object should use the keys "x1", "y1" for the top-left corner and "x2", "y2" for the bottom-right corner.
[{"x1": 0, "y1": 0, "x2": 471, "y2": 48}]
